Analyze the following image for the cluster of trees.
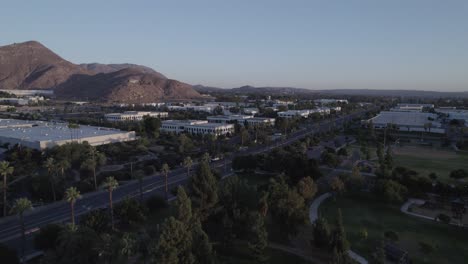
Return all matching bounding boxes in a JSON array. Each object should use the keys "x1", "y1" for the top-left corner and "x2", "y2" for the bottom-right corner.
[
  {"x1": 268, "y1": 176, "x2": 317, "y2": 237},
  {"x1": 313, "y1": 210, "x2": 354, "y2": 264},
  {"x1": 233, "y1": 142, "x2": 322, "y2": 184}
]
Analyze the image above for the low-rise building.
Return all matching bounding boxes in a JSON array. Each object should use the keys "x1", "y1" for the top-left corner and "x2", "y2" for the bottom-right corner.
[
  {"x1": 105, "y1": 111, "x2": 168, "y2": 122},
  {"x1": 246, "y1": 117, "x2": 276, "y2": 126},
  {"x1": 0, "y1": 89, "x2": 54, "y2": 97},
  {"x1": 0, "y1": 119, "x2": 137, "y2": 150},
  {"x1": 314, "y1": 99, "x2": 349, "y2": 105},
  {"x1": 363, "y1": 111, "x2": 445, "y2": 134},
  {"x1": 161, "y1": 120, "x2": 234, "y2": 136},
  {"x1": 278, "y1": 110, "x2": 310, "y2": 118},
  {"x1": 391, "y1": 103, "x2": 435, "y2": 112},
  {"x1": 436, "y1": 108, "x2": 468, "y2": 124},
  {"x1": 243, "y1": 108, "x2": 259, "y2": 115},
  {"x1": 207, "y1": 115, "x2": 253, "y2": 124},
  {"x1": 0, "y1": 98, "x2": 30, "y2": 106}
]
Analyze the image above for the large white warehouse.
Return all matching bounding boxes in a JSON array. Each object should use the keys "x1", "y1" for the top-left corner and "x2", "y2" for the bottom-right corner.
[{"x1": 0, "y1": 119, "x2": 137, "y2": 150}]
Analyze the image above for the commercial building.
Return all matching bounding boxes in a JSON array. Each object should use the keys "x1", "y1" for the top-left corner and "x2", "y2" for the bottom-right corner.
[
  {"x1": 391, "y1": 103, "x2": 435, "y2": 112},
  {"x1": 243, "y1": 108, "x2": 259, "y2": 115},
  {"x1": 0, "y1": 119, "x2": 137, "y2": 150},
  {"x1": 314, "y1": 99, "x2": 348, "y2": 105},
  {"x1": 363, "y1": 111, "x2": 445, "y2": 134},
  {"x1": 278, "y1": 110, "x2": 311, "y2": 118},
  {"x1": 167, "y1": 104, "x2": 217, "y2": 113},
  {"x1": 436, "y1": 108, "x2": 468, "y2": 124},
  {"x1": 246, "y1": 117, "x2": 276, "y2": 126},
  {"x1": 105, "y1": 111, "x2": 168, "y2": 122},
  {"x1": 0, "y1": 98, "x2": 30, "y2": 106},
  {"x1": 0, "y1": 89, "x2": 54, "y2": 97},
  {"x1": 161, "y1": 120, "x2": 234, "y2": 136},
  {"x1": 207, "y1": 115, "x2": 253, "y2": 124}
]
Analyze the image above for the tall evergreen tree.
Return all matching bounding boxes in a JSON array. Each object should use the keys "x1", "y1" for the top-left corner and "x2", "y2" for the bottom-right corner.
[
  {"x1": 313, "y1": 217, "x2": 331, "y2": 248},
  {"x1": 248, "y1": 212, "x2": 268, "y2": 262},
  {"x1": 151, "y1": 217, "x2": 194, "y2": 264},
  {"x1": 192, "y1": 219, "x2": 215, "y2": 264},
  {"x1": 189, "y1": 161, "x2": 218, "y2": 221},
  {"x1": 331, "y1": 209, "x2": 349, "y2": 254},
  {"x1": 175, "y1": 186, "x2": 192, "y2": 225},
  {"x1": 384, "y1": 145, "x2": 393, "y2": 170},
  {"x1": 373, "y1": 238, "x2": 386, "y2": 264}
]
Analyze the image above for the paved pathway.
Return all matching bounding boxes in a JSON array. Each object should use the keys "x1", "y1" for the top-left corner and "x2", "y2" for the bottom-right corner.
[
  {"x1": 309, "y1": 192, "x2": 368, "y2": 264},
  {"x1": 309, "y1": 193, "x2": 333, "y2": 222},
  {"x1": 400, "y1": 199, "x2": 432, "y2": 220}
]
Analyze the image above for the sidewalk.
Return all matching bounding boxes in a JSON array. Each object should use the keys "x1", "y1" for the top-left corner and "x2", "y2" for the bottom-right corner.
[{"x1": 400, "y1": 199, "x2": 432, "y2": 220}]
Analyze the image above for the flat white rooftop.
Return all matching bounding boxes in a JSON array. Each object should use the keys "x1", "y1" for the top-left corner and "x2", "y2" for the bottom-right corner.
[
  {"x1": 0, "y1": 119, "x2": 136, "y2": 149},
  {"x1": 370, "y1": 111, "x2": 441, "y2": 127}
]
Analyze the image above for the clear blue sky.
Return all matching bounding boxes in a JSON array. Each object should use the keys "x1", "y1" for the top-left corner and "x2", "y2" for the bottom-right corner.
[{"x1": 1, "y1": 0, "x2": 468, "y2": 91}]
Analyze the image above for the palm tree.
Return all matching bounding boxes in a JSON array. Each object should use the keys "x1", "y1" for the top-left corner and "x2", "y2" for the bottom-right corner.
[
  {"x1": 183, "y1": 157, "x2": 193, "y2": 177},
  {"x1": 57, "y1": 159, "x2": 71, "y2": 181},
  {"x1": 65, "y1": 187, "x2": 81, "y2": 227},
  {"x1": 0, "y1": 161, "x2": 14, "y2": 216},
  {"x1": 44, "y1": 157, "x2": 58, "y2": 201},
  {"x1": 83, "y1": 146, "x2": 106, "y2": 190},
  {"x1": 11, "y1": 197, "x2": 32, "y2": 259},
  {"x1": 134, "y1": 170, "x2": 145, "y2": 203},
  {"x1": 161, "y1": 163, "x2": 170, "y2": 200},
  {"x1": 104, "y1": 177, "x2": 119, "y2": 230}
]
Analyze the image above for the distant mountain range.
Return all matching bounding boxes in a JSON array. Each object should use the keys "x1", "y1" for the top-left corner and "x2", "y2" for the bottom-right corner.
[
  {"x1": 0, "y1": 41, "x2": 201, "y2": 102},
  {"x1": 194, "y1": 85, "x2": 468, "y2": 98}
]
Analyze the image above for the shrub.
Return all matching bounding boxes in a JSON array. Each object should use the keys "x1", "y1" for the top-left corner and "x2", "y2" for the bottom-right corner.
[
  {"x1": 374, "y1": 179, "x2": 408, "y2": 203},
  {"x1": 419, "y1": 241, "x2": 436, "y2": 255},
  {"x1": 0, "y1": 243, "x2": 19, "y2": 264},
  {"x1": 115, "y1": 198, "x2": 147, "y2": 225},
  {"x1": 80, "y1": 209, "x2": 110, "y2": 233},
  {"x1": 358, "y1": 228, "x2": 368, "y2": 240},
  {"x1": 146, "y1": 194, "x2": 168, "y2": 210},
  {"x1": 449, "y1": 169, "x2": 468, "y2": 179},
  {"x1": 384, "y1": 230, "x2": 399, "y2": 242},
  {"x1": 34, "y1": 224, "x2": 63, "y2": 251},
  {"x1": 435, "y1": 213, "x2": 451, "y2": 224}
]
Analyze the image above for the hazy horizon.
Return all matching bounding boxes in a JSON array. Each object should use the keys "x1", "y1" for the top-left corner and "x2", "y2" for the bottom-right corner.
[{"x1": 1, "y1": 0, "x2": 468, "y2": 92}]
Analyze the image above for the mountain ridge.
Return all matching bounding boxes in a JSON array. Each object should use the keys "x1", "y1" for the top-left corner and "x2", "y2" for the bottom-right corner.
[
  {"x1": 193, "y1": 85, "x2": 468, "y2": 98},
  {"x1": 0, "y1": 41, "x2": 201, "y2": 102}
]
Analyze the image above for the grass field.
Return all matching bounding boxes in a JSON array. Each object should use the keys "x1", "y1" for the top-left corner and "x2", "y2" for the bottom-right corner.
[
  {"x1": 217, "y1": 243, "x2": 311, "y2": 264},
  {"x1": 320, "y1": 193, "x2": 468, "y2": 264},
  {"x1": 392, "y1": 146, "x2": 468, "y2": 183}
]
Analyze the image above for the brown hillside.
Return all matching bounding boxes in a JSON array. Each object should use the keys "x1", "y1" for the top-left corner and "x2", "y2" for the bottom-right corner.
[
  {"x1": 0, "y1": 41, "x2": 201, "y2": 102},
  {"x1": 0, "y1": 41, "x2": 88, "y2": 89},
  {"x1": 56, "y1": 68, "x2": 200, "y2": 102}
]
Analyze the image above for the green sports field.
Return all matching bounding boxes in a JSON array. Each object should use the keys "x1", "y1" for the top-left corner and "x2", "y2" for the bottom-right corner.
[
  {"x1": 320, "y1": 193, "x2": 468, "y2": 264},
  {"x1": 392, "y1": 146, "x2": 468, "y2": 183}
]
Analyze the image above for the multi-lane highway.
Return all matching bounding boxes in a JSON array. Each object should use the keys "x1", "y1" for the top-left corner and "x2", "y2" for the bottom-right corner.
[{"x1": 0, "y1": 108, "x2": 375, "y2": 258}]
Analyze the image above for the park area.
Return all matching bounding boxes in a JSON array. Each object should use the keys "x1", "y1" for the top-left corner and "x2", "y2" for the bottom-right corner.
[
  {"x1": 320, "y1": 193, "x2": 468, "y2": 264},
  {"x1": 392, "y1": 146, "x2": 468, "y2": 183}
]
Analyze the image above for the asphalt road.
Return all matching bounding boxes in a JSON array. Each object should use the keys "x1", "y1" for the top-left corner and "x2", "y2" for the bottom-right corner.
[{"x1": 0, "y1": 108, "x2": 375, "y2": 258}]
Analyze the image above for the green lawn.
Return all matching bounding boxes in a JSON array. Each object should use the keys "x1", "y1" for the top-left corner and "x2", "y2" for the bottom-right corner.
[
  {"x1": 392, "y1": 146, "x2": 468, "y2": 183},
  {"x1": 216, "y1": 243, "x2": 311, "y2": 264},
  {"x1": 320, "y1": 193, "x2": 468, "y2": 264}
]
